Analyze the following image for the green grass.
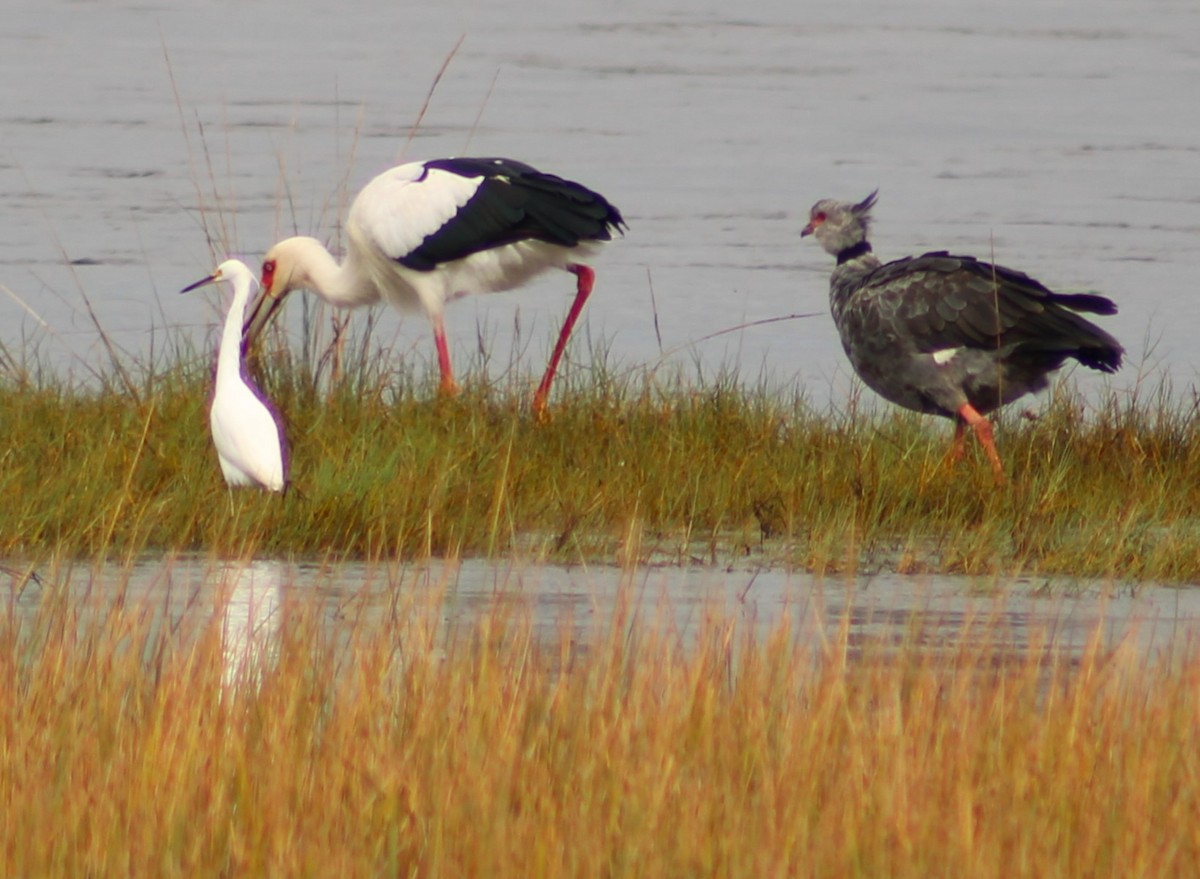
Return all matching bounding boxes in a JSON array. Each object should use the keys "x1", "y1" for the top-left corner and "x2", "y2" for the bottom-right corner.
[
  {"x1": 1, "y1": 337, "x2": 1198, "y2": 580},
  {"x1": 2, "y1": 575, "x2": 1198, "y2": 877}
]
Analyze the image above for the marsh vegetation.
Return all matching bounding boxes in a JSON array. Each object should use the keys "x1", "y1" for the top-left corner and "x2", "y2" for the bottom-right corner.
[{"x1": 0, "y1": 332, "x2": 1196, "y2": 581}]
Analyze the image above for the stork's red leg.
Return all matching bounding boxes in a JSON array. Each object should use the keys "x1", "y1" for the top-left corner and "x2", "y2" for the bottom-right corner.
[
  {"x1": 956, "y1": 403, "x2": 1004, "y2": 482},
  {"x1": 533, "y1": 263, "x2": 594, "y2": 417},
  {"x1": 432, "y1": 312, "x2": 460, "y2": 397}
]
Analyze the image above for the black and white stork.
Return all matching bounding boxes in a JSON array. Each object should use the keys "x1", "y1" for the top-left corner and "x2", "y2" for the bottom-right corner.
[{"x1": 245, "y1": 157, "x2": 626, "y2": 416}]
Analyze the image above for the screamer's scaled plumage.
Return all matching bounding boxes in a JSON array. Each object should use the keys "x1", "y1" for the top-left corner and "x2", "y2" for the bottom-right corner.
[
  {"x1": 183, "y1": 259, "x2": 288, "y2": 493},
  {"x1": 802, "y1": 192, "x2": 1123, "y2": 478},
  {"x1": 245, "y1": 157, "x2": 625, "y2": 416}
]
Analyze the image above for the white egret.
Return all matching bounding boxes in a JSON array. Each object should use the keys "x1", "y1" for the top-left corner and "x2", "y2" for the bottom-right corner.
[
  {"x1": 243, "y1": 157, "x2": 625, "y2": 416},
  {"x1": 183, "y1": 259, "x2": 289, "y2": 493}
]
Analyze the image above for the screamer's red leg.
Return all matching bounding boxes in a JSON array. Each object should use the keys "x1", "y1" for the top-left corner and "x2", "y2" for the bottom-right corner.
[
  {"x1": 948, "y1": 420, "x2": 967, "y2": 463},
  {"x1": 532, "y1": 263, "x2": 594, "y2": 418},
  {"x1": 956, "y1": 402, "x2": 1004, "y2": 483},
  {"x1": 432, "y1": 312, "x2": 460, "y2": 397}
]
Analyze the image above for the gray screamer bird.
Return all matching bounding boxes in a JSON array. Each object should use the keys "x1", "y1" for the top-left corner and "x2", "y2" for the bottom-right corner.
[{"x1": 801, "y1": 192, "x2": 1123, "y2": 479}]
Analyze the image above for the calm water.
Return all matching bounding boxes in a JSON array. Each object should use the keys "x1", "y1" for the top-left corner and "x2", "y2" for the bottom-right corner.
[
  {"x1": 7, "y1": 558, "x2": 1199, "y2": 682},
  {"x1": 2, "y1": 0, "x2": 1199, "y2": 401}
]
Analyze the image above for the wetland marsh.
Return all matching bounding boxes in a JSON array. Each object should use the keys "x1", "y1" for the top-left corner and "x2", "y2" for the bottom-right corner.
[{"x1": 4, "y1": 0, "x2": 1200, "y2": 873}]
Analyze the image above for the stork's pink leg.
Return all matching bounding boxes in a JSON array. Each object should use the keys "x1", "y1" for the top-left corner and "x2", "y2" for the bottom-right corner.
[
  {"x1": 533, "y1": 263, "x2": 594, "y2": 418},
  {"x1": 956, "y1": 403, "x2": 1004, "y2": 482},
  {"x1": 432, "y1": 313, "x2": 460, "y2": 397}
]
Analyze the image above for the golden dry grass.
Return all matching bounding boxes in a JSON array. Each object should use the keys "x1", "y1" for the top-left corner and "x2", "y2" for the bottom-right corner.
[{"x1": 2, "y1": 574, "x2": 1198, "y2": 877}]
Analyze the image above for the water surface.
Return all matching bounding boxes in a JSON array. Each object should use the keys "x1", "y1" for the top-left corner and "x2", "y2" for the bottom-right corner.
[
  {"x1": 2, "y1": 0, "x2": 1198, "y2": 402},
  {"x1": 8, "y1": 558, "x2": 1198, "y2": 683}
]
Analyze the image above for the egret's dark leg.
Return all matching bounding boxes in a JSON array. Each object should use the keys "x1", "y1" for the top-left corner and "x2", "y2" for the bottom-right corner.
[{"x1": 533, "y1": 263, "x2": 594, "y2": 418}]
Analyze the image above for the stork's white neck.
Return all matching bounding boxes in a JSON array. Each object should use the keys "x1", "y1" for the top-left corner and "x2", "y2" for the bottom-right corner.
[{"x1": 268, "y1": 236, "x2": 382, "y2": 308}]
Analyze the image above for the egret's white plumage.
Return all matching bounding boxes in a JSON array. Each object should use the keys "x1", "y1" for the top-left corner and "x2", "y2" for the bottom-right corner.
[
  {"x1": 183, "y1": 259, "x2": 288, "y2": 493},
  {"x1": 244, "y1": 157, "x2": 625, "y2": 415}
]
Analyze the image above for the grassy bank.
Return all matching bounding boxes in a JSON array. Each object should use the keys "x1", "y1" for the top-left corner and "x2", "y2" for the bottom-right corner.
[
  {"x1": 1, "y1": 342, "x2": 1197, "y2": 580},
  {"x1": 2, "y1": 579, "x2": 1197, "y2": 877}
]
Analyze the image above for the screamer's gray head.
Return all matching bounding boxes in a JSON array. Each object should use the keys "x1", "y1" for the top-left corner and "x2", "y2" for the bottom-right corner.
[{"x1": 800, "y1": 190, "x2": 878, "y2": 257}]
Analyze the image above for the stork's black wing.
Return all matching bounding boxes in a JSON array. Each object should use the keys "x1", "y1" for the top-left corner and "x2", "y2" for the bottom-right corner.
[{"x1": 398, "y1": 157, "x2": 626, "y2": 271}]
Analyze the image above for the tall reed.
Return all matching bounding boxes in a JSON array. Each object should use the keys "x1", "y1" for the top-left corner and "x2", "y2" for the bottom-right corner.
[{"x1": 2, "y1": 569, "x2": 1197, "y2": 877}]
